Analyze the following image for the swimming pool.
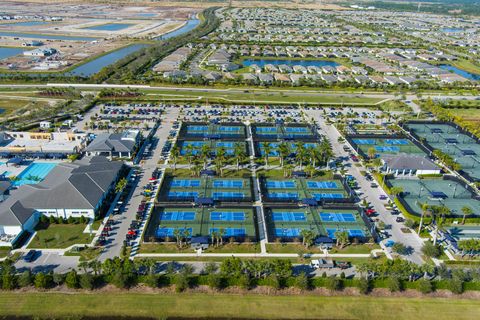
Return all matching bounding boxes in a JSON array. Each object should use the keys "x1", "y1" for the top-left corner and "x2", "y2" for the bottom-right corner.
[{"x1": 13, "y1": 162, "x2": 57, "y2": 186}]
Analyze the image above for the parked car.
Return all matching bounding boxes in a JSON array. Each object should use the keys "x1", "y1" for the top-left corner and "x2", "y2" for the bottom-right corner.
[{"x1": 23, "y1": 250, "x2": 39, "y2": 262}]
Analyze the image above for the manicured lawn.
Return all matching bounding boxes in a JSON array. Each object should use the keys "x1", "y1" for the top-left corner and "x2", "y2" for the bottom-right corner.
[
  {"x1": 0, "y1": 293, "x2": 477, "y2": 319},
  {"x1": 139, "y1": 243, "x2": 195, "y2": 254},
  {"x1": 329, "y1": 243, "x2": 380, "y2": 254},
  {"x1": 28, "y1": 223, "x2": 94, "y2": 249},
  {"x1": 267, "y1": 243, "x2": 322, "y2": 254},
  {"x1": 0, "y1": 248, "x2": 11, "y2": 258},
  {"x1": 203, "y1": 242, "x2": 260, "y2": 253},
  {"x1": 64, "y1": 247, "x2": 103, "y2": 261}
]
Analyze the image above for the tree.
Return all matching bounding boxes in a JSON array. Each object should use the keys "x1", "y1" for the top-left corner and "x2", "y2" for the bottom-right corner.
[
  {"x1": 387, "y1": 276, "x2": 402, "y2": 292},
  {"x1": 367, "y1": 147, "x2": 376, "y2": 159},
  {"x1": 65, "y1": 270, "x2": 79, "y2": 289},
  {"x1": 421, "y1": 241, "x2": 442, "y2": 258},
  {"x1": 206, "y1": 273, "x2": 223, "y2": 290},
  {"x1": 233, "y1": 143, "x2": 246, "y2": 171},
  {"x1": 357, "y1": 277, "x2": 371, "y2": 294},
  {"x1": 278, "y1": 142, "x2": 290, "y2": 168},
  {"x1": 300, "y1": 229, "x2": 315, "y2": 248},
  {"x1": 170, "y1": 145, "x2": 180, "y2": 170},
  {"x1": 80, "y1": 273, "x2": 94, "y2": 290},
  {"x1": 325, "y1": 276, "x2": 342, "y2": 291},
  {"x1": 461, "y1": 206, "x2": 473, "y2": 225},
  {"x1": 34, "y1": 272, "x2": 49, "y2": 289},
  {"x1": 262, "y1": 142, "x2": 272, "y2": 168},
  {"x1": 417, "y1": 278, "x2": 433, "y2": 294},
  {"x1": 18, "y1": 270, "x2": 32, "y2": 287},
  {"x1": 334, "y1": 231, "x2": 349, "y2": 249},
  {"x1": 392, "y1": 242, "x2": 408, "y2": 255},
  {"x1": 418, "y1": 203, "x2": 431, "y2": 234},
  {"x1": 447, "y1": 278, "x2": 464, "y2": 294},
  {"x1": 115, "y1": 177, "x2": 128, "y2": 194},
  {"x1": 390, "y1": 186, "x2": 403, "y2": 199},
  {"x1": 294, "y1": 272, "x2": 309, "y2": 290}
]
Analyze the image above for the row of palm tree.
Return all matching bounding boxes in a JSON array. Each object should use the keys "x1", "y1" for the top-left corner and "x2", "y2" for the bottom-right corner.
[{"x1": 262, "y1": 138, "x2": 333, "y2": 171}]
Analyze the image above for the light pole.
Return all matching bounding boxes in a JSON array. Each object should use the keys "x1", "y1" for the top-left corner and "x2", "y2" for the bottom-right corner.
[{"x1": 418, "y1": 187, "x2": 424, "y2": 198}]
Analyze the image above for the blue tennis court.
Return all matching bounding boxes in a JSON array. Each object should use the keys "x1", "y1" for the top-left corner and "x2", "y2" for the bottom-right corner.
[
  {"x1": 326, "y1": 228, "x2": 365, "y2": 238},
  {"x1": 210, "y1": 228, "x2": 246, "y2": 237},
  {"x1": 353, "y1": 139, "x2": 376, "y2": 145},
  {"x1": 274, "y1": 228, "x2": 301, "y2": 237},
  {"x1": 213, "y1": 180, "x2": 243, "y2": 188},
  {"x1": 268, "y1": 192, "x2": 298, "y2": 199},
  {"x1": 312, "y1": 193, "x2": 344, "y2": 200},
  {"x1": 285, "y1": 127, "x2": 308, "y2": 133},
  {"x1": 168, "y1": 191, "x2": 198, "y2": 198},
  {"x1": 272, "y1": 211, "x2": 306, "y2": 222},
  {"x1": 266, "y1": 180, "x2": 296, "y2": 189},
  {"x1": 187, "y1": 125, "x2": 208, "y2": 132},
  {"x1": 375, "y1": 146, "x2": 400, "y2": 152},
  {"x1": 161, "y1": 211, "x2": 196, "y2": 221},
  {"x1": 216, "y1": 141, "x2": 235, "y2": 148},
  {"x1": 210, "y1": 211, "x2": 246, "y2": 221},
  {"x1": 256, "y1": 127, "x2": 277, "y2": 133},
  {"x1": 171, "y1": 179, "x2": 201, "y2": 187},
  {"x1": 319, "y1": 212, "x2": 356, "y2": 222},
  {"x1": 219, "y1": 126, "x2": 241, "y2": 132},
  {"x1": 307, "y1": 181, "x2": 338, "y2": 189},
  {"x1": 385, "y1": 139, "x2": 409, "y2": 145},
  {"x1": 156, "y1": 227, "x2": 192, "y2": 237},
  {"x1": 212, "y1": 192, "x2": 244, "y2": 200}
]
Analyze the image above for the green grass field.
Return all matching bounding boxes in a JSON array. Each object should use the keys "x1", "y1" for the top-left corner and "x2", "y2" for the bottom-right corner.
[
  {"x1": 28, "y1": 223, "x2": 93, "y2": 249},
  {"x1": 0, "y1": 293, "x2": 477, "y2": 319}
]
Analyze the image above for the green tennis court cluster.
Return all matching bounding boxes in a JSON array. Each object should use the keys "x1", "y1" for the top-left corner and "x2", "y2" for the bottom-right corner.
[
  {"x1": 406, "y1": 122, "x2": 480, "y2": 181},
  {"x1": 159, "y1": 176, "x2": 253, "y2": 202},
  {"x1": 349, "y1": 136, "x2": 425, "y2": 158},
  {"x1": 388, "y1": 178, "x2": 480, "y2": 217},
  {"x1": 261, "y1": 177, "x2": 350, "y2": 203},
  {"x1": 150, "y1": 207, "x2": 257, "y2": 241},
  {"x1": 265, "y1": 207, "x2": 372, "y2": 241}
]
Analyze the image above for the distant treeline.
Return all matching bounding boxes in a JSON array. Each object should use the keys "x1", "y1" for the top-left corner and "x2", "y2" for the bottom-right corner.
[{"x1": 342, "y1": 1, "x2": 480, "y2": 16}]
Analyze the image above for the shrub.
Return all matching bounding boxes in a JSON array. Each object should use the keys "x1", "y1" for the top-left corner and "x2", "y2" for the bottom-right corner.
[
  {"x1": 404, "y1": 219, "x2": 416, "y2": 229},
  {"x1": 387, "y1": 277, "x2": 402, "y2": 292},
  {"x1": 357, "y1": 277, "x2": 371, "y2": 294},
  {"x1": 18, "y1": 270, "x2": 32, "y2": 288},
  {"x1": 111, "y1": 271, "x2": 128, "y2": 289},
  {"x1": 53, "y1": 273, "x2": 65, "y2": 287},
  {"x1": 237, "y1": 274, "x2": 251, "y2": 290},
  {"x1": 421, "y1": 242, "x2": 442, "y2": 258},
  {"x1": 79, "y1": 273, "x2": 94, "y2": 290},
  {"x1": 447, "y1": 278, "x2": 464, "y2": 294},
  {"x1": 2, "y1": 272, "x2": 16, "y2": 290},
  {"x1": 264, "y1": 274, "x2": 281, "y2": 290},
  {"x1": 34, "y1": 272, "x2": 50, "y2": 289},
  {"x1": 294, "y1": 272, "x2": 309, "y2": 290},
  {"x1": 206, "y1": 273, "x2": 223, "y2": 290},
  {"x1": 49, "y1": 216, "x2": 56, "y2": 224},
  {"x1": 143, "y1": 274, "x2": 158, "y2": 288},
  {"x1": 65, "y1": 270, "x2": 79, "y2": 289},
  {"x1": 417, "y1": 278, "x2": 433, "y2": 294},
  {"x1": 392, "y1": 242, "x2": 408, "y2": 255},
  {"x1": 325, "y1": 276, "x2": 342, "y2": 291},
  {"x1": 174, "y1": 273, "x2": 190, "y2": 292}
]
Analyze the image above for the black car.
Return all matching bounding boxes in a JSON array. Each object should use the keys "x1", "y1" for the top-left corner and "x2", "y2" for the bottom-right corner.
[
  {"x1": 23, "y1": 250, "x2": 39, "y2": 262},
  {"x1": 396, "y1": 217, "x2": 405, "y2": 223}
]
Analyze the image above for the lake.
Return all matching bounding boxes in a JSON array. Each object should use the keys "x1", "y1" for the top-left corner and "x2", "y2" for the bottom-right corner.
[
  {"x1": 439, "y1": 64, "x2": 480, "y2": 81},
  {"x1": 84, "y1": 23, "x2": 134, "y2": 31},
  {"x1": 67, "y1": 44, "x2": 149, "y2": 77},
  {"x1": 242, "y1": 59, "x2": 340, "y2": 68},
  {"x1": 0, "y1": 21, "x2": 48, "y2": 27},
  {"x1": 441, "y1": 28, "x2": 464, "y2": 33},
  {"x1": 155, "y1": 19, "x2": 200, "y2": 40},
  {"x1": 0, "y1": 31, "x2": 97, "y2": 41},
  {"x1": 0, "y1": 47, "x2": 25, "y2": 60}
]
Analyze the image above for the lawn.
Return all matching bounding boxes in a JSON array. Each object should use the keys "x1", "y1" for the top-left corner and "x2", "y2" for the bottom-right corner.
[
  {"x1": 329, "y1": 243, "x2": 380, "y2": 254},
  {"x1": 139, "y1": 242, "x2": 261, "y2": 254},
  {"x1": 28, "y1": 223, "x2": 94, "y2": 249},
  {"x1": 64, "y1": 247, "x2": 103, "y2": 261},
  {"x1": 203, "y1": 242, "x2": 260, "y2": 253},
  {"x1": 139, "y1": 243, "x2": 195, "y2": 254},
  {"x1": 0, "y1": 293, "x2": 477, "y2": 320},
  {"x1": 266, "y1": 243, "x2": 322, "y2": 254},
  {"x1": 0, "y1": 247, "x2": 10, "y2": 258}
]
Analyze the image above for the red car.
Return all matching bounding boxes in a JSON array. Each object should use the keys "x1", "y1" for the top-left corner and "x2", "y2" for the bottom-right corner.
[{"x1": 366, "y1": 209, "x2": 376, "y2": 216}]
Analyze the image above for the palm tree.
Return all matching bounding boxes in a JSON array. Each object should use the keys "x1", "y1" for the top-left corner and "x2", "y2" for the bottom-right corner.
[
  {"x1": 183, "y1": 229, "x2": 191, "y2": 248},
  {"x1": 367, "y1": 147, "x2": 376, "y2": 160},
  {"x1": 418, "y1": 203, "x2": 431, "y2": 234},
  {"x1": 461, "y1": 206, "x2": 473, "y2": 225},
  {"x1": 185, "y1": 144, "x2": 194, "y2": 167},
  {"x1": 295, "y1": 143, "x2": 307, "y2": 170},
  {"x1": 200, "y1": 144, "x2": 211, "y2": 170},
  {"x1": 300, "y1": 229, "x2": 315, "y2": 248},
  {"x1": 173, "y1": 228, "x2": 181, "y2": 248},
  {"x1": 170, "y1": 145, "x2": 180, "y2": 170},
  {"x1": 214, "y1": 156, "x2": 224, "y2": 177},
  {"x1": 278, "y1": 142, "x2": 290, "y2": 168},
  {"x1": 262, "y1": 142, "x2": 272, "y2": 168},
  {"x1": 233, "y1": 142, "x2": 246, "y2": 171}
]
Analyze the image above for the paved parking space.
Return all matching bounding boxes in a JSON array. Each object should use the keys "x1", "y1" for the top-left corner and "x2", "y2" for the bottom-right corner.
[{"x1": 15, "y1": 252, "x2": 79, "y2": 274}]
